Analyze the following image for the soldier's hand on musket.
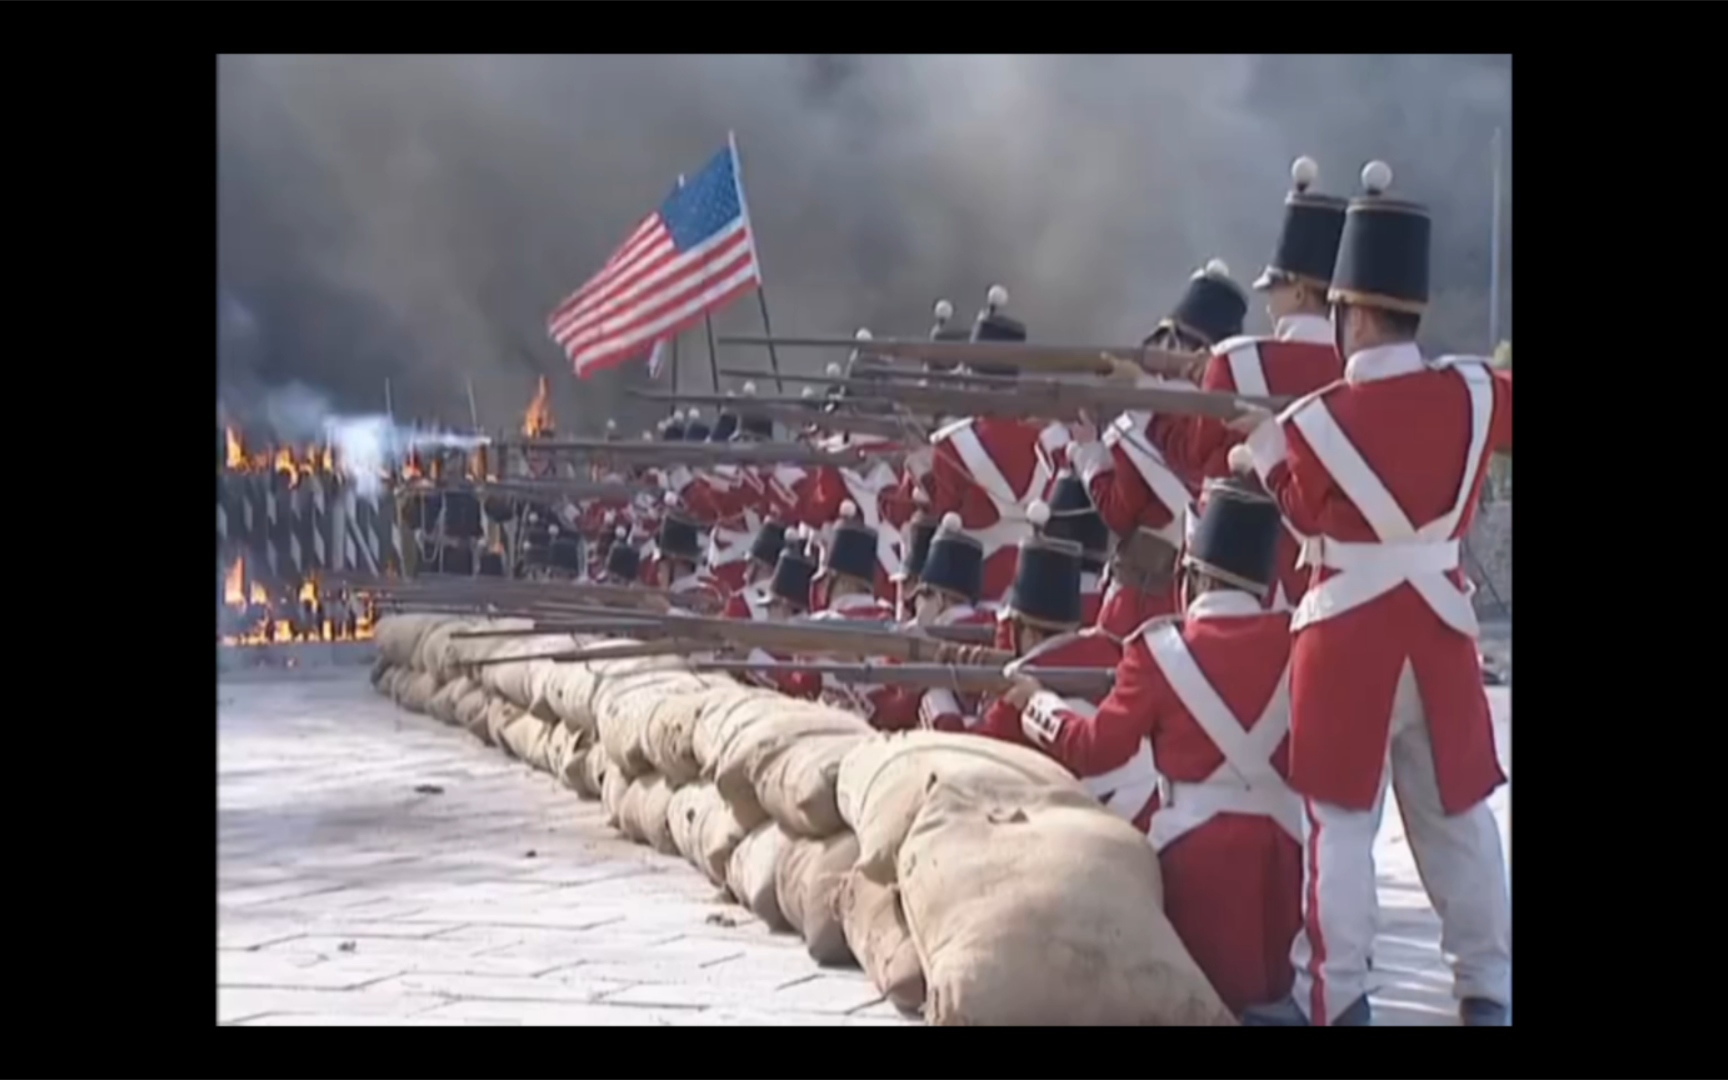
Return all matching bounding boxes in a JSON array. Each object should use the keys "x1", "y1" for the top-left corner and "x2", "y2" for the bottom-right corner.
[
  {"x1": 1103, "y1": 354, "x2": 1143, "y2": 381},
  {"x1": 1226, "y1": 403, "x2": 1275, "y2": 435},
  {"x1": 1071, "y1": 410, "x2": 1099, "y2": 444},
  {"x1": 1180, "y1": 356, "x2": 1210, "y2": 385},
  {"x1": 1000, "y1": 675, "x2": 1045, "y2": 711}
]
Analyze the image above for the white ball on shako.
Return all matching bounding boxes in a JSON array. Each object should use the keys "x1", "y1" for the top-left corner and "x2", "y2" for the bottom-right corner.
[
  {"x1": 686, "y1": 406, "x2": 701, "y2": 420},
  {"x1": 840, "y1": 499, "x2": 859, "y2": 520},
  {"x1": 940, "y1": 511, "x2": 963, "y2": 533},
  {"x1": 1027, "y1": 499, "x2": 1051, "y2": 527},
  {"x1": 605, "y1": 418, "x2": 618, "y2": 431},
  {"x1": 549, "y1": 524, "x2": 560, "y2": 536},
  {"x1": 1361, "y1": 159, "x2": 1393, "y2": 195},
  {"x1": 1291, "y1": 155, "x2": 1319, "y2": 190},
  {"x1": 800, "y1": 386, "x2": 817, "y2": 399},
  {"x1": 986, "y1": 284, "x2": 1009, "y2": 309},
  {"x1": 1204, "y1": 258, "x2": 1231, "y2": 278},
  {"x1": 825, "y1": 362, "x2": 844, "y2": 377},
  {"x1": 855, "y1": 327, "x2": 873, "y2": 341},
  {"x1": 671, "y1": 409, "x2": 685, "y2": 422},
  {"x1": 663, "y1": 491, "x2": 679, "y2": 507},
  {"x1": 742, "y1": 381, "x2": 757, "y2": 396},
  {"x1": 934, "y1": 298, "x2": 954, "y2": 321},
  {"x1": 615, "y1": 525, "x2": 628, "y2": 539}
]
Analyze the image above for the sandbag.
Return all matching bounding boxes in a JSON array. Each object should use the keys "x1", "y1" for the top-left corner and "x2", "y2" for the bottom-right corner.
[
  {"x1": 643, "y1": 685, "x2": 760, "y2": 786},
  {"x1": 837, "y1": 730, "x2": 1080, "y2": 881},
  {"x1": 393, "y1": 670, "x2": 439, "y2": 714},
  {"x1": 369, "y1": 655, "x2": 392, "y2": 689},
  {"x1": 838, "y1": 870, "x2": 926, "y2": 1014},
  {"x1": 774, "y1": 832, "x2": 860, "y2": 966},
  {"x1": 575, "y1": 743, "x2": 609, "y2": 800},
  {"x1": 421, "y1": 617, "x2": 535, "y2": 682},
  {"x1": 480, "y1": 635, "x2": 578, "y2": 710},
  {"x1": 377, "y1": 666, "x2": 403, "y2": 699},
  {"x1": 623, "y1": 774, "x2": 679, "y2": 855},
  {"x1": 710, "y1": 698, "x2": 869, "y2": 809},
  {"x1": 676, "y1": 782, "x2": 758, "y2": 886},
  {"x1": 596, "y1": 669, "x2": 727, "y2": 779},
  {"x1": 726, "y1": 823, "x2": 790, "y2": 930},
  {"x1": 375, "y1": 614, "x2": 453, "y2": 668},
  {"x1": 667, "y1": 783, "x2": 706, "y2": 863},
  {"x1": 899, "y1": 781, "x2": 1234, "y2": 1027},
  {"x1": 427, "y1": 675, "x2": 475, "y2": 725},
  {"x1": 540, "y1": 661, "x2": 606, "y2": 735},
  {"x1": 499, "y1": 712, "x2": 556, "y2": 770},
  {"x1": 453, "y1": 685, "x2": 491, "y2": 733},
  {"x1": 482, "y1": 699, "x2": 524, "y2": 749},
  {"x1": 750, "y1": 732, "x2": 868, "y2": 838},
  {"x1": 601, "y1": 762, "x2": 629, "y2": 828}
]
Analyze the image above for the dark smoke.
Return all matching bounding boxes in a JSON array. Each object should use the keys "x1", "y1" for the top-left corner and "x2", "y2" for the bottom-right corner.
[{"x1": 218, "y1": 54, "x2": 1510, "y2": 435}]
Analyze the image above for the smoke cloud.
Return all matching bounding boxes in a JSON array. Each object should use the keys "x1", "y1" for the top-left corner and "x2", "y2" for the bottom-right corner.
[{"x1": 218, "y1": 54, "x2": 1510, "y2": 434}]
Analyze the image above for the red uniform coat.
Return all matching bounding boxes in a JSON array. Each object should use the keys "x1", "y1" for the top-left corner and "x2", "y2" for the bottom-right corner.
[
  {"x1": 1069, "y1": 396, "x2": 1196, "y2": 548},
  {"x1": 917, "y1": 417, "x2": 1070, "y2": 603},
  {"x1": 977, "y1": 628, "x2": 1128, "y2": 788},
  {"x1": 1243, "y1": 343, "x2": 1512, "y2": 813},
  {"x1": 639, "y1": 561, "x2": 726, "y2": 612},
  {"x1": 885, "y1": 604, "x2": 999, "y2": 733},
  {"x1": 1154, "y1": 317, "x2": 1344, "y2": 612},
  {"x1": 1094, "y1": 569, "x2": 1179, "y2": 642},
  {"x1": 781, "y1": 591, "x2": 911, "y2": 728},
  {"x1": 783, "y1": 439, "x2": 908, "y2": 603},
  {"x1": 1019, "y1": 589, "x2": 1303, "y2": 1014}
]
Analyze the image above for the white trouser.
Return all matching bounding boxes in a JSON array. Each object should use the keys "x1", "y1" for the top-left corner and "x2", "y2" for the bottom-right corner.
[{"x1": 1289, "y1": 661, "x2": 1511, "y2": 1023}]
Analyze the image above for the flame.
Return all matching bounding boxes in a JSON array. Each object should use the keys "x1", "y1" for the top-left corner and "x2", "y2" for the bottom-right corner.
[
  {"x1": 523, "y1": 376, "x2": 556, "y2": 437},
  {"x1": 224, "y1": 558, "x2": 246, "y2": 606},
  {"x1": 225, "y1": 428, "x2": 246, "y2": 469},
  {"x1": 220, "y1": 562, "x2": 375, "y2": 647}
]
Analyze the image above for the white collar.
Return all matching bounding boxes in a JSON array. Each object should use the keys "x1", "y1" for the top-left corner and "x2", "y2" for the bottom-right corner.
[
  {"x1": 1275, "y1": 313, "x2": 1334, "y2": 345},
  {"x1": 1344, "y1": 341, "x2": 1426, "y2": 385},
  {"x1": 1187, "y1": 589, "x2": 1264, "y2": 621},
  {"x1": 830, "y1": 591, "x2": 882, "y2": 614}
]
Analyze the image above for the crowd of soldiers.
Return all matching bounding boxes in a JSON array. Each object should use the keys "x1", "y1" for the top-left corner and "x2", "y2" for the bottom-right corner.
[{"x1": 418, "y1": 157, "x2": 1514, "y2": 1026}]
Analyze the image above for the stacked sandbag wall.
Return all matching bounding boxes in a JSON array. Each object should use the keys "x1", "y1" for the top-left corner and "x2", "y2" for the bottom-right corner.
[{"x1": 368, "y1": 613, "x2": 1235, "y2": 1026}]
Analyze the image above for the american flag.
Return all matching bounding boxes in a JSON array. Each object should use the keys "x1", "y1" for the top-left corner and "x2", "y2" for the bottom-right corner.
[{"x1": 549, "y1": 144, "x2": 762, "y2": 378}]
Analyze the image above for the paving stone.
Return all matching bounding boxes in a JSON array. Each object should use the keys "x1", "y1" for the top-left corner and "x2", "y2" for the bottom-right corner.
[{"x1": 218, "y1": 672, "x2": 1511, "y2": 1027}]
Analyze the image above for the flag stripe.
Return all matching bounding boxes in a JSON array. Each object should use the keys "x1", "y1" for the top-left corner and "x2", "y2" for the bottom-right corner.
[
  {"x1": 554, "y1": 224, "x2": 750, "y2": 349},
  {"x1": 547, "y1": 145, "x2": 761, "y2": 377}
]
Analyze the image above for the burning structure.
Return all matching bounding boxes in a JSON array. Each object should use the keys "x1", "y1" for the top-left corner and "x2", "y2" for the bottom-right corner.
[{"x1": 217, "y1": 379, "x2": 596, "y2": 649}]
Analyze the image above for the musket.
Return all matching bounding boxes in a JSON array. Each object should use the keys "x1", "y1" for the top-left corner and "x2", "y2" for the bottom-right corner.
[
  {"x1": 483, "y1": 438, "x2": 902, "y2": 468},
  {"x1": 690, "y1": 659, "x2": 1117, "y2": 697},
  {"x1": 625, "y1": 390, "x2": 924, "y2": 441},
  {"x1": 466, "y1": 637, "x2": 707, "y2": 668},
  {"x1": 812, "y1": 376, "x2": 1289, "y2": 422},
  {"x1": 718, "y1": 335, "x2": 1204, "y2": 379},
  {"x1": 337, "y1": 575, "x2": 716, "y2": 613},
  {"x1": 394, "y1": 479, "x2": 650, "y2": 502},
  {"x1": 503, "y1": 603, "x2": 996, "y2": 644},
  {"x1": 459, "y1": 609, "x2": 1007, "y2": 664}
]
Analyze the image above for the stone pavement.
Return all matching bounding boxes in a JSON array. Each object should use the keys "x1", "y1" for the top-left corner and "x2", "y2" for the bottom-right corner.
[{"x1": 217, "y1": 669, "x2": 1512, "y2": 1026}]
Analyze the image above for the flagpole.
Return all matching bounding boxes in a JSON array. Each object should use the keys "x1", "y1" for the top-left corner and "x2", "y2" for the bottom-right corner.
[
  {"x1": 670, "y1": 333, "x2": 680, "y2": 395},
  {"x1": 703, "y1": 312, "x2": 723, "y2": 392},
  {"x1": 727, "y1": 130, "x2": 785, "y2": 395}
]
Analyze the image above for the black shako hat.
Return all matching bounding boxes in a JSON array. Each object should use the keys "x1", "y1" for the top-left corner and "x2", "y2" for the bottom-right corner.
[
  {"x1": 1039, "y1": 473, "x2": 1109, "y2": 570},
  {"x1": 769, "y1": 537, "x2": 817, "y2": 609},
  {"x1": 918, "y1": 513, "x2": 983, "y2": 605},
  {"x1": 823, "y1": 503, "x2": 878, "y2": 584},
  {"x1": 967, "y1": 284, "x2": 1025, "y2": 377},
  {"x1": 1184, "y1": 478, "x2": 1281, "y2": 596},
  {"x1": 749, "y1": 521, "x2": 789, "y2": 568},
  {"x1": 656, "y1": 504, "x2": 703, "y2": 562},
  {"x1": 1158, "y1": 260, "x2": 1248, "y2": 348},
  {"x1": 681, "y1": 407, "x2": 712, "y2": 443},
  {"x1": 604, "y1": 531, "x2": 641, "y2": 582},
  {"x1": 1328, "y1": 160, "x2": 1430, "y2": 314},
  {"x1": 894, "y1": 511, "x2": 938, "y2": 583},
  {"x1": 1254, "y1": 156, "x2": 1349, "y2": 292},
  {"x1": 708, "y1": 411, "x2": 739, "y2": 443},
  {"x1": 1003, "y1": 535, "x2": 1085, "y2": 630},
  {"x1": 925, "y1": 297, "x2": 968, "y2": 372},
  {"x1": 659, "y1": 414, "x2": 686, "y2": 441}
]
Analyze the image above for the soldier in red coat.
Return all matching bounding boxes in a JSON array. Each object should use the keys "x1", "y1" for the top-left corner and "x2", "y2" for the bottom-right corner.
[
  {"x1": 642, "y1": 501, "x2": 726, "y2": 611},
  {"x1": 1231, "y1": 161, "x2": 1512, "y2": 1028},
  {"x1": 736, "y1": 536, "x2": 820, "y2": 696},
  {"x1": 1069, "y1": 262, "x2": 1246, "y2": 639},
  {"x1": 1014, "y1": 480, "x2": 1304, "y2": 1016},
  {"x1": 1038, "y1": 473, "x2": 1109, "y2": 626},
  {"x1": 795, "y1": 514, "x2": 911, "y2": 728},
  {"x1": 975, "y1": 537, "x2": 1147, "y2": 820},
  {"x1": 890, "y1": 508, "x2": 937, "y2": 621},
  {"x1": 913, "y1": 287, "x2": 1071, "y2": 604},
  {"x1": 889, "y1": 514, "x2": 992, "y2": 732},
  {"x1": 720, "y1": 521, "x2": 788, "y2": 622},
  {"x1": 1154, "y1": 156, "x2": 1349, "y2": 612}
]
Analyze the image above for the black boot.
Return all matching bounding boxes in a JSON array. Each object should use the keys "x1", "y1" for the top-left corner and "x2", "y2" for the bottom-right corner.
[
  {"x1": 1460, "y1": 997, "x2": 1509, "y2": 1026},
  {"x1": 1240, "y1": 994, "x2": 1371, "y2": 1027}
]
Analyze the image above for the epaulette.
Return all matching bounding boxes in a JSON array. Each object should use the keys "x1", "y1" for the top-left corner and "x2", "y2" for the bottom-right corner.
[
  {"x1": 1129, "y1": 613, "x2": 1184, "y2": 647},
  {"x1": 930, "y1": 416, "x2": 975, "y2": 444}
]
